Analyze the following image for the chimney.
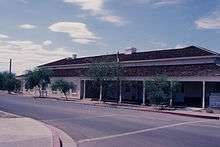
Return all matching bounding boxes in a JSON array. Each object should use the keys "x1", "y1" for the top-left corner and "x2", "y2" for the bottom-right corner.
[
  {"x1": 124, "y1": 47, "x2": 137, "y2": 54},
  {"x1": 72, "y1": 54, "x2": 77, "y2": 59}
]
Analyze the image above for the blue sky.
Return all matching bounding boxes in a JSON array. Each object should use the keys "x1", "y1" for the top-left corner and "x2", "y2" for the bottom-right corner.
[{"x1": 0, "y1": 0, "x2": 220, "y2": 74}]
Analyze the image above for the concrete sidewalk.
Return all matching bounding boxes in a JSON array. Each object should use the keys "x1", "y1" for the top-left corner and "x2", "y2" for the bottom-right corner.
[
  {"x1": 76, "y1": 99, "x2": 220, "y2": 120},
  {"x1": 0, "y1": 118, "x2": 54, "y2": 147},
  {"x1": 0, "y1": 111, "x2": 76, "y2": 147}
]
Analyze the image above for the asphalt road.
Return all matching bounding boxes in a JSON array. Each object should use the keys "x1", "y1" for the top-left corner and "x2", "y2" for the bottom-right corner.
[{"x1": 0, "y1": 94, "x2": 220, "y2": 147}]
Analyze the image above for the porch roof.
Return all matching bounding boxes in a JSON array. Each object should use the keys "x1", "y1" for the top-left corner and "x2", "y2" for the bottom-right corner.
[{"x1": 51, "y1": 63, "x2": 220, "y2": 78}]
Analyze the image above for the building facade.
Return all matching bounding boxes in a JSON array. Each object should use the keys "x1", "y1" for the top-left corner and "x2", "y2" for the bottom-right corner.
[{"x1": 21, "y1": 46, "x2": 220, "y2": 108}]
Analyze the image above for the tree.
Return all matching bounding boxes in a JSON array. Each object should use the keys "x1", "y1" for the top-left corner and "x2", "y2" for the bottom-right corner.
[
  {"x1": 145, "y1": 75, "x2": 180, "y2": 107},
  {"x1": 0, "y1": 72, "x2": 4, "y2": 89},
  {"x1": 0, "y1": 72, "x2": 20, "y2": 93},
  {"x1": 51, "y1": 80, "x2": 71, "y2": 101},
  {"x1": 5, "y1": 78, "x2": 16, "y2": 93},
  {"x1": 25, "y1": 68, "x2": 52, "y2": 97},
  {"x1": 88, "y1": 62, "x2": 118, "y2": 101},
  {"x1": 0, "y1": 72, "x2": 8, "y2": 90}
]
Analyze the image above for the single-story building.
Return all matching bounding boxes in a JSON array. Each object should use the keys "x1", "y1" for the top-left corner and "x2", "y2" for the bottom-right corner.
[{"x1": 20, "y1": 46, "x2": 220, "y2": 108}]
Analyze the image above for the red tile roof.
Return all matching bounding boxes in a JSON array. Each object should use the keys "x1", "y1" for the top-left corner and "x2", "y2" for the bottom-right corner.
[{"x1": 40, "y1": 46, "x2": 218, "y2": 67}]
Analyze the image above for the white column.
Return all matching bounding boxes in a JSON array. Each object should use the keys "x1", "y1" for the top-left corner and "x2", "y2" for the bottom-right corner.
[
  {"x1": 83, "y1": 80, "x2": 86, "y2": 99},
  {"x1": 202, "y1": 81, "x2": 206, "y2": 109},
  {"x1": 170, "y1": 81, "x2": 173, "y2": 107},
  {"x1": 119, "y1": 81, "x2": 122, "y2": 103},
  {"x1": 99, "y1": 82, "x2": 103, "y2": 101},
  {"x1": 142, "y1": 81, "x2": 146, "y2": 105}
]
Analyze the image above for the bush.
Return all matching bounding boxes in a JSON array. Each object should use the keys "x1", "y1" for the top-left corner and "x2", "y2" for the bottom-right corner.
[
  {"x1": 145, "y1": 75, "x2": 180, "y2": 106},
  {"x1": 0, "y1": 72, "x2": 20, "y2": 93}
]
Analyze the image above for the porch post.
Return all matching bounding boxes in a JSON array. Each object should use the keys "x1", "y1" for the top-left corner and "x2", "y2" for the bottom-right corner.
[
  {"x1": 170, "y1": 81, "x2": 173, "y2": 107},
  {"x1": 99, "y1": 82, "x2": 102, "y2": 101},
  {"x1": 83, "y1": 80, "x2": 86, "y2": 99},
  {"x1": 119, "y1": 81, "x2": 122, "y2": 103},
  {"x1": 142, "y1": 81, "x2": 145, "y2": 105},
  {"x1": 202, "y1": 81, "x2": 206, "y2": 109}
]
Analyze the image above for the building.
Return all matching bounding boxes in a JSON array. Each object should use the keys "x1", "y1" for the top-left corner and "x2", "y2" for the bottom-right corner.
[{"x1": 21, "y1": 46, "x2": 220, "y2": 108}]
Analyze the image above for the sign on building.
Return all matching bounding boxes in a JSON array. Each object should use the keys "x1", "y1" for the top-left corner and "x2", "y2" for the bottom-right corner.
[{"x1": 209, "y1": 93, "x2": 220, "y2": 108}]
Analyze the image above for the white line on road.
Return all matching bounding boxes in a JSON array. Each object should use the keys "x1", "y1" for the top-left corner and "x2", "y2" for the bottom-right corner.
[
  {"x1": 186, "y1": 123, "x2": 220, "y2": 129},
  {"x1": 78, "y1": 120, "x2": 209, "y2": 144}
]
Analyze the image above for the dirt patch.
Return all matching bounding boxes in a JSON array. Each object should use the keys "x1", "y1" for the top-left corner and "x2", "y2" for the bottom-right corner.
[{"x1": 206, "y1": 108, "x2": 220, "y2": 114}]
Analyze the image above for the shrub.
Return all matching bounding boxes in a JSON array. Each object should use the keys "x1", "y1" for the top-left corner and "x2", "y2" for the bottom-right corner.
[{"x1": 145, "y1": 75, "x2": 180, "y2": 106}]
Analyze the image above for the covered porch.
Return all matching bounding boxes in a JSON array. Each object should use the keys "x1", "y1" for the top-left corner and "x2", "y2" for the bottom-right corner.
[
  {"x1": 174, "y1": 81, "x2": 220, "y2": 108},
  {"x1": 80, "y1": 78, "x2": 220, "y2": 108}
]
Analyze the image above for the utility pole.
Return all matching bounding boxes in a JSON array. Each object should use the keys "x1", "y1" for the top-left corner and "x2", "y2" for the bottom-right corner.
[{"x1": 9, "y1": 59, "x2": 12, "y2": 74}]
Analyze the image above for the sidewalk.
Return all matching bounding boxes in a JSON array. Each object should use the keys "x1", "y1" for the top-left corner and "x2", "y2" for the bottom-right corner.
[
  {"x1": 76, "y1": 99, "x2": 220, "y2": 120},
  {"x1": 0, "y1": 111, "x2": 76, "y2": 147},
  {"x1": 0, "y1": 117, "x2": 54, "y2": 147}
]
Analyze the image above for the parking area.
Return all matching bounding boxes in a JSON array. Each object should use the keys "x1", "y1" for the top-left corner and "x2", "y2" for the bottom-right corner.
[{"x1": 0, "y1": 95, "x2": 220, "y2": 147}]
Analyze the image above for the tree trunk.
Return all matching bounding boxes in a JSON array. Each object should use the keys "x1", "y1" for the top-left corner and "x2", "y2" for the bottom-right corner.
[{"x1": 64, "y1": 93, "x2": 68, "y2": 101}]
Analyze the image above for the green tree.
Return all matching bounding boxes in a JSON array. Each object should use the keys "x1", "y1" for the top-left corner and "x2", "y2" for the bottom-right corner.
[
  {"x1": 88, "y1": 62, "x2": 118, "y2": 101},
  {"x1": 145, "y1": 75, "x2": 180, "y2": 107},
  {"x1": 5, "y1": 78, "x2": 16, "y2": 93},
  {"x1": 25, "y1": 68, "x2": 52, "y2": 97},
  {"x1": 0, "y1": 72, "x2": 20, "y2": 93},
  {"x1": 0, "y1": 72, "x2": 7, "y2": 90},
  {"x1": 51, "y1": 80, "x2": 71, "y2": 101}
]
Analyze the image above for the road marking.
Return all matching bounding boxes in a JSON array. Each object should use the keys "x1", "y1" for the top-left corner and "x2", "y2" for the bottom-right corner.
[
  {"x1": 78, "y1": 120, "x2": 208, "y2": 143},
  {"x1": 186, "y1": 123, "x2": 220, "y2": 129},
  {"x1": 44, "y1": 114, "x2": 117, "y2": 122}
]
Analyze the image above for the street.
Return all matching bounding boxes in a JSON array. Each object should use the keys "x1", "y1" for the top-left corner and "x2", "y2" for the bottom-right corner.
[{"x1": 0, "y1": 94, "x2": 220, "y2": 147}]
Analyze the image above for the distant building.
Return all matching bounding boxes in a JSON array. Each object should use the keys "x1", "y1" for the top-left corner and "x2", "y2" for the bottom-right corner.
[{"x1": 20, "y1": 46, "x2": 220, "y2": 108}]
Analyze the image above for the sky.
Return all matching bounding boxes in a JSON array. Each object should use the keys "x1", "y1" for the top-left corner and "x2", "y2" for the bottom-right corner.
[{"x1": 0, "y1": 0, "x2": 220, "y2": 75}]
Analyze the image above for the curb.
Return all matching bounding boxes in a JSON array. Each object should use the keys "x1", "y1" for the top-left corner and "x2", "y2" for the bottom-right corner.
[
  {"x1": 33, "y1": 120, "x2": 77, "y2": 147},
  {"x1": 0, "y1": 110, "x2": 21, "y2": 118},
  {"x1": 48, "y1": 125, "x2": 77, "y2": 147},
  {"x1": 77, "y1": 102, "x2": 220, "y2": 120},
  {"x1": 0, "y1": 110, "x2": 77, "y2": 147},
  {"x1": 46, "y1": 125, "x2": 61, "y2": 147},
  {"x1": 161, "y1": 111, "x2": 220, "y2": 120}
]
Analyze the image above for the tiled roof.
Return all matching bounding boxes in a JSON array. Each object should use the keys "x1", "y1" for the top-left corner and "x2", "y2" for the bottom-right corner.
[
  {"x1": 40, "y1": 46, "x2": 217, "y2": 67},
  {"x1": 51, "y1": 64, "x2": 220, "y2": 77}
]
